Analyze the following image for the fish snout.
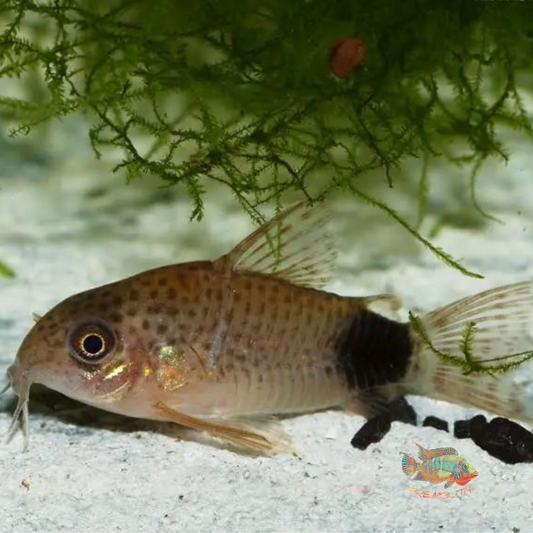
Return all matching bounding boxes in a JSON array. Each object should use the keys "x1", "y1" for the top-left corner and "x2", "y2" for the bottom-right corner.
[{"x1": 456, "y1": 470, "x2": 478, "y2": 486}]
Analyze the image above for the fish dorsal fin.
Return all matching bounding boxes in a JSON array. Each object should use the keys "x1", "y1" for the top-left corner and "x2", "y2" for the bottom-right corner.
[
  {"x1": 221, "y1": 201, "x2": 336, "y2": 289},
  {"x1": 414, "y1": 441, "x2": 458, "y2": 462}
]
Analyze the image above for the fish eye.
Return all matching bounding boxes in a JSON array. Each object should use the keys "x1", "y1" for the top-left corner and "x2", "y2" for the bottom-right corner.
[{"x1": 68, "y1": 321, "x2": 117, "y2": 364}]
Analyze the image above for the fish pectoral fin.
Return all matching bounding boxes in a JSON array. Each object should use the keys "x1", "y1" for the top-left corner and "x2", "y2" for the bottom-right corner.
[{"x1": 153, "y1": 402, "x2": 293, "y2": 456}]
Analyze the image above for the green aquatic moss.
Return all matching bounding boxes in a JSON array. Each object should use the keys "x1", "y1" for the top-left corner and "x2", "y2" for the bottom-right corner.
[
  {"x1": 0, "y1": 259, "x2": 15, "y2": 278},
  {"x1": 408, "y1": 312, "x2": 533, "y2": 376},
  {"x1": 1, "y1": 0, "x2": 533, "y2": 277}
]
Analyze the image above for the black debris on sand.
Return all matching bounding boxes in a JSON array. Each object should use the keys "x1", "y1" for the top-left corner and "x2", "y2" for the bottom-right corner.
[
  {"x1": 422, "y1": 416, "x2": 449, "y2": 433},
  {"x1": 454, "y1": 415, "x2": 533, "y2": 464},
  {"x1": 351, "y1": 398, "x2": 416, "y2": 450}
]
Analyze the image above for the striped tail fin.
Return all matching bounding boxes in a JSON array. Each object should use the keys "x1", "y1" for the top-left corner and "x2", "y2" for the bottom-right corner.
[
  {"x1": 400, "y1": 452, "x2": 418, "y2": 476},
  {"x1": 407, "y1": 281, "x2": 533, "y2": 421}
]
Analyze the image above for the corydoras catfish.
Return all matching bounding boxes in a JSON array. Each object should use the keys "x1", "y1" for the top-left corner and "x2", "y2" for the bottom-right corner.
[{"x1": 3, "y1": 202, "x2": 533, "y2": 454}]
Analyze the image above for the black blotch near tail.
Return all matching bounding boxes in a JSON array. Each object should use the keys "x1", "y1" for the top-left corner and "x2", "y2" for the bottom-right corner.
[{"x1": 335, "y1": 308, "x2": 413, "y2": 390}]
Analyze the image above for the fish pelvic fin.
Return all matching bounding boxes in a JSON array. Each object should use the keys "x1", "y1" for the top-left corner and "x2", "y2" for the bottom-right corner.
[
  {"x1": 400, "y1": 452, "x2": 419, "y2": 477},
  {"x1": 405, "y1": 281, "x2": 533, "y2": 422},
  {"x1": 444, "y1": 480, "x2": 455, "y2": 489}
]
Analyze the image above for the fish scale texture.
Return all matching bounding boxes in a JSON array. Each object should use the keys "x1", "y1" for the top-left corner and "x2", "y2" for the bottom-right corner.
[{"x1": 1, "y1": 139, "x2": 533, "y2": 532}]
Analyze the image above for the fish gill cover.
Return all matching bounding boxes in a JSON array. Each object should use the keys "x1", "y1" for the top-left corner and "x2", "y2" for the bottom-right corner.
[{"x1": 0, "y1": 0, "x2": 532, "y2": 278}]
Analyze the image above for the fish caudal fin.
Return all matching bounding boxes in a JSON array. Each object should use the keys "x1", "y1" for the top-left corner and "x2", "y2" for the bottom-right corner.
[
  {"x1": 406, "y1": 281, "x2": 533, "y2": 421},
  {"x1": 400, "y1": 452, "x2": 418, "y2": 477}
]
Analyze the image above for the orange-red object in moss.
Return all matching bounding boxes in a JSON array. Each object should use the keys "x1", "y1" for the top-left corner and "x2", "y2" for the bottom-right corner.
[{"x1": 330, "y1": 38, "x2": 367, "y2": 78}]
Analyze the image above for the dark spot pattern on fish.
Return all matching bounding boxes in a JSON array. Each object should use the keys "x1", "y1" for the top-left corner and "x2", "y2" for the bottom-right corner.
[
  {"x1": 335, "y1": 308, "x2": 412, "y2": 390},
  {"x1": 110, "y1": 312, "x2": 123, "y2": 323},
  {"x1": 167, "y1": 288, "x2": 177, "y2": 299},
  {"x1": 97, "y1": 302, "x2": 110, "y2": 313}
]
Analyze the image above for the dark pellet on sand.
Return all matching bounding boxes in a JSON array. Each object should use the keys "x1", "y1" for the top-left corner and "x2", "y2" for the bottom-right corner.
[
  {"x1": 423, "y1": 416, "x2": 449, "y2": 432},
  {"x1": 350, "y1": 397, "x2": 417, "y2": 450},
  {"x1": 454, "y1": 415, "x2": 533, "y2": 464},
  {"x1": 351, "y1": 415, "x2": 392, "y2": 450}
]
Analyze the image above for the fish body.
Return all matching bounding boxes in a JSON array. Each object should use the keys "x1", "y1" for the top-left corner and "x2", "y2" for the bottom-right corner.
[
  {"x1": 401, "y1": 442, "x2": 478, "y2": 489},
  {"x1": 4, "y1": 202, "x2": 533, "y2": 454},
  {"x1": 34, "y1": 261, "x2": 357, "y2": 418}
]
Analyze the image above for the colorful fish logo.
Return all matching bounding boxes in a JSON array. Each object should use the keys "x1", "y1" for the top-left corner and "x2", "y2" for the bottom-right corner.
[{"x1": 400, "y1": 441, "x2": 479, "y2": 489}]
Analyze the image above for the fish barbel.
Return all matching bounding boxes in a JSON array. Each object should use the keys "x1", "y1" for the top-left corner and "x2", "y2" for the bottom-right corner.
[{"x1": 3, "y1": 202, "x2": 533, "y2": 454}]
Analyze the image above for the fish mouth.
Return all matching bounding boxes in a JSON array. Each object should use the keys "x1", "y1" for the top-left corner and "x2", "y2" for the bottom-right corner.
[{"x1": 456, "y1": 471, "x2": 478, "y2": 485}]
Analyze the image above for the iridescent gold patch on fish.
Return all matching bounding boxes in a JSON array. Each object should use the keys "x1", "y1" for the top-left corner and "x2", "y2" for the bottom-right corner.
[{"x1": 156, "y1": 345, "x2": 189, "y2": 392}]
